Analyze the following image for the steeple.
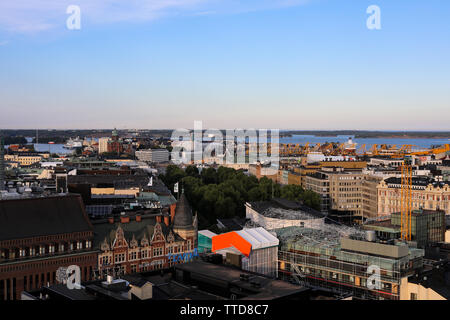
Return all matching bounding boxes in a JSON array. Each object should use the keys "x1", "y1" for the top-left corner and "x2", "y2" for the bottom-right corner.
[{"x1": 173, "y1": 193, "x2": 193, "y2": 230}]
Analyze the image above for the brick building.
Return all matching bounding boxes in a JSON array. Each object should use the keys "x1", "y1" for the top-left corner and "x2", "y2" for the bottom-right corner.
[
  {"x1": 95, "y1": 193, "x2": 197, "y2": 279},
  {"x1": 0, "y1": 195, "x2": 97, "y2": 300}
]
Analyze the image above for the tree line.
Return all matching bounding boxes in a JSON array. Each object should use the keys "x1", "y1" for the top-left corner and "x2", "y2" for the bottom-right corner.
[{"x1": 160, "y1": 165, "x2": 321, "y2": 229}]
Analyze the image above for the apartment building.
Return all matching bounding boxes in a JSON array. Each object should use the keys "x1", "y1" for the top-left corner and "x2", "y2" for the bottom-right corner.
[
  {"x1": 328, "y1": 169, "x2": 365, "y2": 218},
  {"x1": 377, "y1": 177, "x2": 450, "y2": 216},
  {"x1": 4, "y1": 154, "x2": 42, "y2": 166},
  {"x1": 135, "y1": 149, "x2": 169, "y2": 163}
]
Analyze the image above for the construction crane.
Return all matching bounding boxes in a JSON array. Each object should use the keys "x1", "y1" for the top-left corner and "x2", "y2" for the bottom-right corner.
[{"x1": 400, "y1": 156, "x2": 413, "y2": 241}]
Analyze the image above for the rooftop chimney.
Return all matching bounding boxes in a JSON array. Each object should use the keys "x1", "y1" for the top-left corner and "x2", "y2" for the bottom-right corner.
[
  {"x1": 120, "y1": 216, "x2": 130, "y2": 224},
  {"x1": 164, "y1": 215, "x2": 170, "y2": 227}
]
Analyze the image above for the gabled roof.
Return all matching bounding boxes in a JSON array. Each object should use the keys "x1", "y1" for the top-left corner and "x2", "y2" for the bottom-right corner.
[
  {"x1": 0, "y1": 194, "x2": 93, "y2": 241},
  {"x1": 212, "y1": 227, "x2": 279, "y2": 257}
]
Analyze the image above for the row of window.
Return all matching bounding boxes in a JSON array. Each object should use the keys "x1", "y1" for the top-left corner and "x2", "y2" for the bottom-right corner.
[
  {"x1": 101, "y1": 241, "x2": 193, "y2": 265},
  {"x1": 1, "y1": 241, "x2": 92, "y2": 260}
]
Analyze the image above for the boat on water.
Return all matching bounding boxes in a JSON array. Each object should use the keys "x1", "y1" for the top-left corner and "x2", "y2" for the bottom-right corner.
[{"x1": 63, "y1": 137, "x2": 83, "y2": 149}]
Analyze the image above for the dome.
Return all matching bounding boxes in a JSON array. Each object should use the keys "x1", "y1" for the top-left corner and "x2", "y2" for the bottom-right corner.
[{"x1": 173, "y1": 193, "x2": 193, "y2": 229}]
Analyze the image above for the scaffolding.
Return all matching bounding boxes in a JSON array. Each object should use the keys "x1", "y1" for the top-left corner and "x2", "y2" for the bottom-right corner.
[{"x1": 274, "y1": 226, "x2": 424, "y2": 300}]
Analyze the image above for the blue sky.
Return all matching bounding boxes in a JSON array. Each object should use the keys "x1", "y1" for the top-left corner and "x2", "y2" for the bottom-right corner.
[{"x1": 0, "y1": 0, "x2": 449, "y2": 130}]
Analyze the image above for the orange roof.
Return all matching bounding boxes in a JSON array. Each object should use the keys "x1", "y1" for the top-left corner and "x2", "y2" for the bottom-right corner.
[{"x1": 211, "y1": 231, "x2": 252, "y2": 257}]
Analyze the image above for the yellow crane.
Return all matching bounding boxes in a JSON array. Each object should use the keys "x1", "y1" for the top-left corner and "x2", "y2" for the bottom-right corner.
[{"x1": 400, "y1": 156, "x2": 413, "y2": 241}]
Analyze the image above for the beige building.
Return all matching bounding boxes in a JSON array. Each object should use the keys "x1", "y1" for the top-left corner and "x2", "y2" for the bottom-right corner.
[
  {"x1": 4, "y1": 154, "x2": 42, "y2": 166},
  {"x1": 400, "y1": 276, "x2": 447, "y2": 300},
  {"x1": 303, "y1": 172, "x2": 330, "y2": 213},
  {"x1": 328, "y1": 170, "x2": 365, "y2": 217},
  {"x1": 377, "y1": 178, "x2": 450, "y2": 216},
  {"x1": 98, "y1": 137, "x2": 110, "y2": 154}
]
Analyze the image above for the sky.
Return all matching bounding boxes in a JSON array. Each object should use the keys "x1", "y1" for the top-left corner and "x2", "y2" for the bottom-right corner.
[{"x1": 0, "y1": 0, "x2": 449, "y2": 130}]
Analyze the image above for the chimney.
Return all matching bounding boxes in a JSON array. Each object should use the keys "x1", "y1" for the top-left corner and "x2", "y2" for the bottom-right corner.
[
  {"x1": 164, "y1": 215, "x2": 170, "y2": 227},
  {"x1": 108, "y1": 217, "x2": 115, "y2": 224},
  {"x1": 170, "y1": 204, "x2": 176, "y2": 223},
  {"x1": 120, "y1": 216, "x2": 130, "y2": 224},
  {"x1": 136, "y1": 214, "x2": 141, "y2": 222}
]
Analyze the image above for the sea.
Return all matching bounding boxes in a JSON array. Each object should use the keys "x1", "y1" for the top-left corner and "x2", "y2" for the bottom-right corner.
[
  {"x1": 279, "y1": 135, "x2": 450, "y2": 150},
  {"x1": 5, "y1": 135, "x2": 449, "y2": 155}
]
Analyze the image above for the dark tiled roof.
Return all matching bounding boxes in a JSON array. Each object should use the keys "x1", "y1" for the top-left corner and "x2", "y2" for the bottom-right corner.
[
  {"x1": 173, "y1": 194, "x2": 193, "y2": 229},
  {"x1": 0, "y1": 194, "x2": 93, "y2": 241},
  {"x1": 141, "y1": 177, "x2": 172, "y2": 196},
  {"x1": 384, "y1": 176, "x2": 447, "y2": 188}
]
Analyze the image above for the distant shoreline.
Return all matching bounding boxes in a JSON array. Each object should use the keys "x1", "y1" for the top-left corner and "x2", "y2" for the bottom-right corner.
[
  {"x1": 1, "y1": 129, "x2": 450, "y2": 140},
  {"x1": 280, "y1": 131, "x2": 450, "y2": 139}
]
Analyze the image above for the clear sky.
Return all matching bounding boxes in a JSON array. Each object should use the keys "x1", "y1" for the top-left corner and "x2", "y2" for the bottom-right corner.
[{"x1": 0, "y1": 0, "x2": 449, "y2": 130}]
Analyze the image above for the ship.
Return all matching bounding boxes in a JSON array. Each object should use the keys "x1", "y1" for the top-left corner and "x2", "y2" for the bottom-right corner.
[{"x1": 63, "y1": 137, "x2": 83, "y2": 149}]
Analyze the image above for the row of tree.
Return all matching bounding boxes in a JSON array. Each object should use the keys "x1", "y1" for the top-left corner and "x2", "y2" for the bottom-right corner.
[{"x1": 160, "y1": 165, "x2": 321, "y2": 229}]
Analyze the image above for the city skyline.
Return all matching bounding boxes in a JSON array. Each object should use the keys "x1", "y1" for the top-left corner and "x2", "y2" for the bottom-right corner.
[{"x1": 1, "y1": 0, "x2": 449, "y2": 130}]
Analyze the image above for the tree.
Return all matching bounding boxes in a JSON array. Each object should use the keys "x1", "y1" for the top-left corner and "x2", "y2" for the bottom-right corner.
[
  {"x1": 185, "y1": 165, "x2": 200, "y2": 178},
  {"x1": 201, "y1": 167, "x2": 218, "y2": 185}
]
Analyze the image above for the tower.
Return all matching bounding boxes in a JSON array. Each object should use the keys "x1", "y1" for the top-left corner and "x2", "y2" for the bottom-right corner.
[
  {"x1": 172, "y1": 193, "x2": 196, "y2": 242},
  {"x1": 400, "y1": 156, "x2": 412, "y2": 241}
]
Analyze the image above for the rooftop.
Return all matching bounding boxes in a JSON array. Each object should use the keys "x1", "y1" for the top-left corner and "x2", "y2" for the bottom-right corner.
[
  {"x1": 248, "y1": 198, "x2": 323, "y2": 220},
  {"x1": 0, "y1": 194, "x2": 92, "y2": 241}
]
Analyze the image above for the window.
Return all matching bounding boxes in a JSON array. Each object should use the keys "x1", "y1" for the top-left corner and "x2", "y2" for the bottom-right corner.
[
  {"x1": 39, "y1": 246, "x2": 45, "y2": 255},
  {"x1": 410, "y1": 293, "x2": 417, "y2": 300},
  {"x1": 115, "y1": 253, "x2": 125, "y2": 263},
  {"x1": 153, "y1": 247, "x2": 163, "y2": 257}
]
